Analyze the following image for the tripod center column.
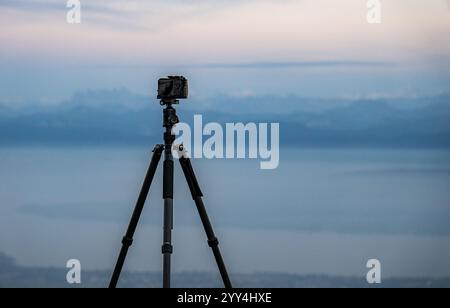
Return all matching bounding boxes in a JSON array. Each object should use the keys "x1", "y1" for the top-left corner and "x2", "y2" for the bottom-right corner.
[
  {"x1": 163, "y1": 105, "x2": 177, "y2": 201},
  {"x1": 161, "y1": 104, "x2": 178, "y2": 288}
]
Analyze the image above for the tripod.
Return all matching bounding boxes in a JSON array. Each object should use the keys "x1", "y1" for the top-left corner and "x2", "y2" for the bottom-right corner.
[{"x1": 109, "y1": 100, "x2": 232, "y2": 289}]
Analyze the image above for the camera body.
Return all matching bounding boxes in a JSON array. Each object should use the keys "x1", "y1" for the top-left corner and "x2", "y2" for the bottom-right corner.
[{"x1": 157, "y1": 76, "x2": 188, "y2": 100}]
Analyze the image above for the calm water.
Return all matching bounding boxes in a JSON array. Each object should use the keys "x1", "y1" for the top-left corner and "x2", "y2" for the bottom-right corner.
[{"x1": 0, "y1": 146, "x2": 450, "y2": 277}]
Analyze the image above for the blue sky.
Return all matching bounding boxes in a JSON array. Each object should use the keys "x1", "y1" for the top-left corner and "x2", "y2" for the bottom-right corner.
[{"x1": 0, "y1": 0, "x2": 449, "y2": 105}]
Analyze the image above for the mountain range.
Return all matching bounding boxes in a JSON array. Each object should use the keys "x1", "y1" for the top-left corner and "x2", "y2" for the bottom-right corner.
[{"x1": 1, "y1": 90, "x2": 449, "y2": 148}]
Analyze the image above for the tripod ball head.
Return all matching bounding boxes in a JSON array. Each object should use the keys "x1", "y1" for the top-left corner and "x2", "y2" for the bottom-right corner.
[{"x1": 163, "y1": 105, "x2": 179, "y2": 128}]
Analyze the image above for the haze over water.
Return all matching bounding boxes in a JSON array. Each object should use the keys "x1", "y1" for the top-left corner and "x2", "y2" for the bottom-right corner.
[{"x1": 1, "y1": 146, "x2": 449, "y2": 278}]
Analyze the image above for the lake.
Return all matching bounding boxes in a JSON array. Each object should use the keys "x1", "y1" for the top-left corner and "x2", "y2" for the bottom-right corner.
[{"x1": 0, "y1": 146, "x2": 450, "y2": 278}]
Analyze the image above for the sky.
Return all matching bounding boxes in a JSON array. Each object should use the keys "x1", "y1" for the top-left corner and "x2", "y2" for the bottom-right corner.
[{"x1": 0, "y1": 0, "x2": 450, "y2": 104}]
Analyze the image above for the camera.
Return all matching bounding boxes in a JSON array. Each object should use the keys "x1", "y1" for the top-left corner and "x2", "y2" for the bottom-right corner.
[{"x1": 157, "y1": 76, "x2": 188, "y2": 100}]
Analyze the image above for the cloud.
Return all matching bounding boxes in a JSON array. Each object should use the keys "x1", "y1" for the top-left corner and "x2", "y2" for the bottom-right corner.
[
  {"x1": 0, "y1": 0, "x2": 120, "y2": 15},
  {"x1": 0, "y1": 0, "x2": 292, "y2": 33},
  {"x1": 0, "y1": 0, "x2": 61, "y2": 12},
  {"x1": 0, "y1": 0, "x2": 258, "y2": 18},
  {"x1": 198, "y1": 61, "x2": 394, "y2": 69}
]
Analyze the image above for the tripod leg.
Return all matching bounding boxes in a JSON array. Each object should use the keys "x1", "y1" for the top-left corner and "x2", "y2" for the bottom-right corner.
[
  {"x1": 162, "y1": 133, "x2": 175, "y2": 288},
  {"x1": 178, "y1": 154, "x2": 233, "y2": 289},
  {"x1": 109, "y1": 144, "x2": 164, "y2": 288}
]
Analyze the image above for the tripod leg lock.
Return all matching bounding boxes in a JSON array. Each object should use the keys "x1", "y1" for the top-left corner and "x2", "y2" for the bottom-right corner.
[
  {"x1": 153, "y1": 144, "x2": 164, "y2": 154},
  {"x1": 208, "y1": 237, "x2": 219, "y2": 248},
  {"x1": 122, "y1": 236, "x2": 133, "y2": 247},
  {"x1": 162, "y1": 243, "x2": 173, "y2": 254}
]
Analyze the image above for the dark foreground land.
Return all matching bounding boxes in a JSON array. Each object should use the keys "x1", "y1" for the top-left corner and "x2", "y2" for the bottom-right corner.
[{"x1": 1, "y1": 253, "x2": 449, "y2": 288}]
